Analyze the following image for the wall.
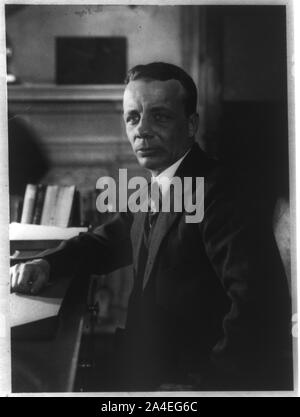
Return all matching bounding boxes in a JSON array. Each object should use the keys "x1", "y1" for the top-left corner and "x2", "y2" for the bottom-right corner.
[
  {"x1": 6, "y1": 5, "x2": 183, "y2": 83},
  {"x1": 222, "y1": 7, "x2": 287, "y2": 101}
]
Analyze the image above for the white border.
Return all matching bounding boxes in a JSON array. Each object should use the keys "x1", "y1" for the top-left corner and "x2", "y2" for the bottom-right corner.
[{"x1": 0, "y1": 0, "x2": 298, "y2": 397}]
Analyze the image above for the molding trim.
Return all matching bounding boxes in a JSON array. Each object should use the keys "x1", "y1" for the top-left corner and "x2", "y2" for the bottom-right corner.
[
  {"x1": 43, "y1": 142, "x2": 136, "y2": 167},
  {"x1": 8, "y1": 84, "x2": 125, "y2": 102}
]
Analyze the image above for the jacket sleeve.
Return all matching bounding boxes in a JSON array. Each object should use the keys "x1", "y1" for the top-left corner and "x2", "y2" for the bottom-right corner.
[
  {"x1": 201, "y1": 170, "x2": 291, "y2": 385},
  {"x1": 35, "y1": 211, "x2": 133, "y2": 279}
]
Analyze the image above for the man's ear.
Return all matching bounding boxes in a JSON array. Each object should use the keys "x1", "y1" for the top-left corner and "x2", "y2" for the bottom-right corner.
[{"x1": 188, "y1": 113, "x2": 199, "y2": 138}]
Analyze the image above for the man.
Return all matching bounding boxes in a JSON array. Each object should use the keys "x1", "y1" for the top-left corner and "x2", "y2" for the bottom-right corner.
[{"x1": 10, "y1": 62, "x2": 292, "y2": 391}]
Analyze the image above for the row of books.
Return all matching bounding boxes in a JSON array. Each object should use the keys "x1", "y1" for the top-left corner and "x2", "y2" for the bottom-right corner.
[
  {"x1": 20, "y1": 184, "x2": 76, "y2": 227},
  {"x1": 10, "y1": 185, "x2": 110, "y2": 228}
]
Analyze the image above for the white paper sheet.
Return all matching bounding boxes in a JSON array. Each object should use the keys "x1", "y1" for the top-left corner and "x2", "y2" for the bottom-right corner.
[
  {"x1": 10, "y1": 293, "x2": 63, "y2": 327},
  {"x1": 9, "y1": 222, "x2": 88, "y2": 241}
]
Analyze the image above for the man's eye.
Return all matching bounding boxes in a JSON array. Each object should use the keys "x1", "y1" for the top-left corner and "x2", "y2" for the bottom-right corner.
[
  {"x1": 153, "y1": 113, "x2": 170, "y2": 123},
  {"x1": 126, "y1": 114, "x2": 140, "y2": 124}
]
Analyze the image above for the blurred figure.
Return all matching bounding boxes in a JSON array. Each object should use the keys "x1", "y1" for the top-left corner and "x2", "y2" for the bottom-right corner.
[{"x1": 8, "y1": 113, "x2": 49, "y2": 220}]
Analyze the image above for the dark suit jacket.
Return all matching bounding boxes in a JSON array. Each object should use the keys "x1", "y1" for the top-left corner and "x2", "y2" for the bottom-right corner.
[{"x1": 43, "y1": 143, "x2": 292, "y2": 390}]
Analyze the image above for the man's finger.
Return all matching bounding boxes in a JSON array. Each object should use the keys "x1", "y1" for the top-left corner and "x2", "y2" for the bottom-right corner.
[
  {"x1": 10, "y1": 264, "x2": 20, "y2": 289},
  {"x1": 16, "y1": 263, "x2": 35, "y2": 289},
  {"x1": 30, "y1": 271, "x2": 47, "y2": 294}
]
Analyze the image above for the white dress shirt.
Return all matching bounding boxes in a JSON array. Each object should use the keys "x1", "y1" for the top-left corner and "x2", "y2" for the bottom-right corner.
[
  {"x1": 148, "y1": 148, "x2": 191, "y2": 212},
  {"x1": 151, "y1": 148, "x2": 191, "y2": 198}
]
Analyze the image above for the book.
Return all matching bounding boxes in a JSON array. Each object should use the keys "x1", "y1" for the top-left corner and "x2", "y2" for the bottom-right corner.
[
  {"x1": 20, "y1": 184, "x2": 37, "y2": 224},
  {"x1": 40, "y1": 185, "x2": 59, "y2": 225},
  {"x1": 53, "y1": 185, "x2": 75, "y2": 227},
  {"x1": 9, "y1": 194, "x2": 23, "y2": 223},
  {"x1": 10, "y1": 276, "x2": 72, "y2": 340},
  {"x1": 32, "y1": 184, "x2": 47, "y2": 224},
  {"x1": 10, "y1": 293, "x2": 63, "y2": 327}
]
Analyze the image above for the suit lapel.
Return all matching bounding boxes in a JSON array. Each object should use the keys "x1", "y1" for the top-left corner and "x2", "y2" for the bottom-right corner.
[
  {"x1": 130, "y1": 184, "x2": 149, "y2": 275},
  {"x1": 130, "y1": 181, "x2": 182, "y2": 288},
  {"x1": 142, "y1": 210, "x2": 182, "y2": 289},
  {"x1": 131, "y1": 209, "x2": 147, "y2": 274}
]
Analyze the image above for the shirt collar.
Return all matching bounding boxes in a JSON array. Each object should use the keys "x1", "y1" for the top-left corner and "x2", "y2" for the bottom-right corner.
[{"x1": 151, "y1": 148, "x2": 191, "y2": 196}]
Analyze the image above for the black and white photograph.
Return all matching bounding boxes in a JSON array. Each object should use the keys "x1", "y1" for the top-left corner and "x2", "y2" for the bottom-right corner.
[{"x1": 0, "y1": 1, "x2": 298, "y2": 396}]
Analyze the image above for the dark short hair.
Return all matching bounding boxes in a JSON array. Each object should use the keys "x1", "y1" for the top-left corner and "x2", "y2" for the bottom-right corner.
[{"x1": 125, "y1": 62, "x2": 198, "y2": 116}]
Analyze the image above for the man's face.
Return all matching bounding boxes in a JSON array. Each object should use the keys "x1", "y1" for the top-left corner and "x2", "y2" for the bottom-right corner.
[{"x1": 123, "y1": 78, "x2": 198, "y2": 175}]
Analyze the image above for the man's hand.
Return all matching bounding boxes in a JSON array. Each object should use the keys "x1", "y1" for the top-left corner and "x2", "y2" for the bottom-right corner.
[{"x1": 10, "y1": 259, "x2": 50, "y2": 294}]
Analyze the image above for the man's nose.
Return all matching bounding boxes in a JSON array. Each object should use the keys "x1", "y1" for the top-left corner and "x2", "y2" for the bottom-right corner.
[{"x1": 136, "y1": 115, "x2": 153, "y2": 138}]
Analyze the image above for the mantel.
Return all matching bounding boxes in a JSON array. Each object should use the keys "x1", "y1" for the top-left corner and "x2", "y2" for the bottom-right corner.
[
  {"x1": 7, "y1": 81, "x2": 140, "y2": 178},
  {"x1": 7, "y1": 84, "x2": 125, "y2": 102}
]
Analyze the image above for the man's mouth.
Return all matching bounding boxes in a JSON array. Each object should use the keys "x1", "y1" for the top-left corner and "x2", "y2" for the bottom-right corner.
[{"x1": 136, "y1": 148, "x2": 159, "y2": 157}]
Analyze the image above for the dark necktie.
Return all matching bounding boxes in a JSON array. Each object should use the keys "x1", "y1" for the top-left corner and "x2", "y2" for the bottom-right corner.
[
  {"x1": 132, "y1": 180, "x2": 162, "y2": 291},
  {"x1": 145, "y1": 181, "x2": 161, "y2": 243}
]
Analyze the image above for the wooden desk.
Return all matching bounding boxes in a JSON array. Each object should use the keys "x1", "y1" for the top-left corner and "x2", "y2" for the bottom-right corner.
[{"x1": 10, "y1": 243, "x2": 91, "y2": 393}]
